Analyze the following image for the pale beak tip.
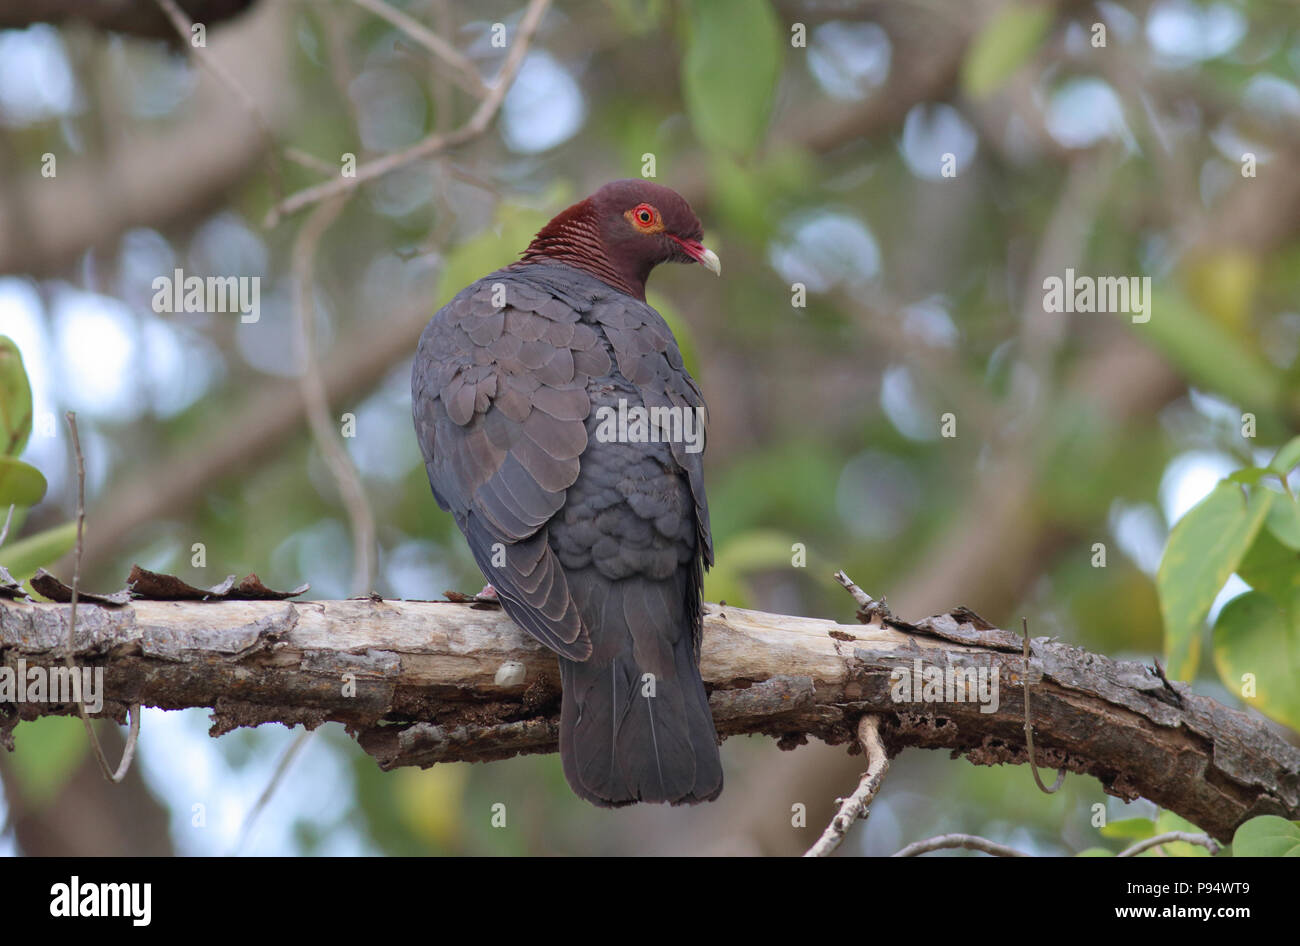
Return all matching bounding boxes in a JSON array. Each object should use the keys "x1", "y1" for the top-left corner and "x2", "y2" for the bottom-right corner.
[{"x1": 700, "y1": 247, "x2": 721, "y2": 276}]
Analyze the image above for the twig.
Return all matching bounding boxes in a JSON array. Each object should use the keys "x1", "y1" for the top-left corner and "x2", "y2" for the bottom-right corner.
[
  {"x1": 350, "y1": 0, "x2": 488, "y2": 98},
  {"x1": 265, "y1": 0, "x2": 552, "y2": 226},
  {"x1": 832, "y1": 570, "x2": 875, "y2": 609},
  {"x1": 0, "y1": 504, "x2": 13, "y2": 547},
  {"x1": 285, "y1": 147, "x2": 342, "y2": 179},
  {"x1": 231, "y1": 728, "x2": 313, "y2": 855},
  {"x1": 803, "y1": 715, "x2": 890, "y2": 857},
  {"x1": 153, "y1": 0, "x2": 283, "y2": 203},
  {"x1": 1117, "y1": 831, "x2": 1221, "y2": 857},
  {"x1": 1022, "y1": 618, "x2": 1066, "y2": 794},
  {"x1": 62, "y1": 412, "x2": 140, "y2": 783},
  {"x1": 892, "y1": 833, "x2": 1031, "y2": 857},
  {"x1": 832, "y1": 569, "x2": 892, "y2": 622},
  {"x1": 429, "y1": 0, "x2": 456, "y2": 135},
  {"x1": 291, "y1": 197, "x2": 377, "y2": 595}
]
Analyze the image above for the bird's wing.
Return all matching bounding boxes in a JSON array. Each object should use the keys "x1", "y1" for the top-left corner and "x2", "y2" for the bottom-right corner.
[
  {"x1": 588, "y1": 295, "x2": 714, "y2": 567},
  {"x1": 412, "y1": 274, "x2": 615, "y2": 660}
]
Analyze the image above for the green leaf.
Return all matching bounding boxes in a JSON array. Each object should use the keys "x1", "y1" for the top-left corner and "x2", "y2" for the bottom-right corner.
[
  {"x1": 1270, "y1": 436, "x2": 1300, "y2": 475},
  {"x1": 0, "y1": 456, "x2": 47, "y2": 507},
  {"x1": 1226, "y1": 466, "x2": 1270, "y2": 486},
  {"x1": 1157, "y1": 481, "x2": 1273, "y2": 679},
  {"x1": 1100, "y1": 817, "x2": 1156, "y2": 840},
  {"x1": 1264, "y1": 490, "x2": 1300, "y2": 550},
  {"x1": 0, "y1": 336, "x2": 33, "y2": 457},
  {"x1": 0, "y1": 521, "x2": 77, "y2": 581},
  {"x1": 1239, "y1": 527, "x2": 1300, "y2": 602},
  {"x1": 681, "y1": 0, "x2": 782, "y2": 157},
  {"x1": 961, "y1": 3, "x2": 1052, "y2": 99},
  {"x1": 1212, "y1": 590, "x2": 1300, "y2": 731},
  {"x1": 1231, "y1": 815, "x2": 1300, "y2": 857}
]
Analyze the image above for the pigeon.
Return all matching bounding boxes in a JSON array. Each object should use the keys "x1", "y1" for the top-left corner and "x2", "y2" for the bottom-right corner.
[{"x1": 411, "y1": 180, "x2": 723, "y2": 807}]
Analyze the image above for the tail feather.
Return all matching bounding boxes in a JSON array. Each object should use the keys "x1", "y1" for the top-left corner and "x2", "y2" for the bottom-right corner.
[{"x1": 558, "y1": 575, "x2": 722, "y2": 807}]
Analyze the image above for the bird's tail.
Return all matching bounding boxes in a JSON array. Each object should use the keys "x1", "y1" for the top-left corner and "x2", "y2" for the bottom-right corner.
[{"x1": 557, "y1": 575, "x2": 722, "y2": 807}]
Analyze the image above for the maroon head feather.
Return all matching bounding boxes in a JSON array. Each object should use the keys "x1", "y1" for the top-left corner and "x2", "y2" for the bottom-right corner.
[{"x1": 516, "y1": 179, "x2": 720, "y2": 300}]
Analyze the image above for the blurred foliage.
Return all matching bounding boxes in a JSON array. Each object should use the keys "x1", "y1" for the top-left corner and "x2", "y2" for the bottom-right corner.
[
  {"x1": 680, "y1": 0, "x2": 782, "y2": 157},
  {"x1": 961, "y1": 1, "x2": 1052, "y2": 100},
  {"x1": 6, "y1": 716, "x2": 86, "y2": 805},
  {"x1": 1, "y1": 0, "x2": 1299, "y2": 855}
]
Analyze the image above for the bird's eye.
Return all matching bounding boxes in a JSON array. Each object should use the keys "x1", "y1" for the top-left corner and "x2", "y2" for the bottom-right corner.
[{"x1": 634, "y1": 205, "x2": 654, "y2": 225}]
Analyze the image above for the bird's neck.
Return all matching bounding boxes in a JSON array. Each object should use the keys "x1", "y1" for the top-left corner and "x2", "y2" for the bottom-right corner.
[{"x1": 517, "y1": 200, "x2": 649, "y2": 300}]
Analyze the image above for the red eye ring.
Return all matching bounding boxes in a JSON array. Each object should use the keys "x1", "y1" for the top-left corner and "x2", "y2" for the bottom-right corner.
[{"x1": 633, "y1": 204, "x2": 654, "y2": 226}]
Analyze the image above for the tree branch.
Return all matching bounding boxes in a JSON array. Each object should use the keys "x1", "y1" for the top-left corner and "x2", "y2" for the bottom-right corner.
[
  {"x1": 1, "y1": 595, "x2": 1295, "y2": 841},
  {"x1": 264, "y1": 0, "x2": 552, "y2": 226},
  {"x1": 892, "y1": 834, "x2": 1030, "y2": 858},
  {"x1": 803, "y1": 714, "x2": 889, "y2": 857},
  {"x1": 349, "y1": 0, "x2": 489, "y2": 99},
  {"x1": 0, "y1": 1, "x2": 292, "y2": 276}
]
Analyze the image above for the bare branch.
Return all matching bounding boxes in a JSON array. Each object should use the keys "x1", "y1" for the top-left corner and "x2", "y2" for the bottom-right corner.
[
  {"x1": 152, "y1": 0, "x2": 283, "y2": 202},
  {"x1": 833, "y1": 569, "x2": 892, "y2": 623},
  {"x1": 892, "y1": 834, "x2": 1031, "y2": 857},
  {"x1": 0, "y1": 2, "x2": 289, "y2": 276},
  {"x1": 350, "y1": 0, "x2": 489, "y2": 98},
  {"x1": 2, "y1": 595, "x2": 1296, "y2": 842},
  {"x1": 803, "y1": 715, "x2": 890, "y2": 857},
  {"x1": 1117, "y1": 831, "x2": 1222, "y2": 858},
  {"x1": 290, "y1": 196, "x2": 377, "y2": 594},
  {"x1": 62, "y1": 413, "x2": 140, "y2": 783},
  {"x1": 265, "y1": 0, "x2": 552, "y2": 226},
  {"x1": 832, "y1": 570, "x2": 875, "y2": 610},
  {"x1": 232, "y1": 728, "x2": 313, "y2": 855},
  {"x1": 285, "y1": 147, "x2": 342, "y2": 178}
]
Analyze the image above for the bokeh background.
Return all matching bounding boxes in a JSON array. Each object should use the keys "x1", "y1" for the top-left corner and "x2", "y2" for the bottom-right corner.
[{"x1": 1, "y1": 0, "x2": 1299, "y2": 855}]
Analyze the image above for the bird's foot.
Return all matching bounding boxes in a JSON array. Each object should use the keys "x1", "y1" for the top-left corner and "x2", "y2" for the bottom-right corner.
[{"x1": 475, "y1": 584, "x2": 499, "y2": 603}]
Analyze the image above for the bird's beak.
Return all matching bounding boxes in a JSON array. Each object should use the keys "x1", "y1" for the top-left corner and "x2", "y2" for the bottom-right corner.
[{"x1": 671, "y1": 236, "x2": 722, "y2": 276}]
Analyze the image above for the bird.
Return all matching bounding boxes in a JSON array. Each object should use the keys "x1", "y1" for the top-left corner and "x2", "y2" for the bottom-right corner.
[{"x1": 411, "y1": 179, "x2": 723, "y2": 807}]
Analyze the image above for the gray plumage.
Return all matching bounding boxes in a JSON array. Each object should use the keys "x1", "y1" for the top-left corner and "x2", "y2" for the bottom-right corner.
[{"x1": 412, "y1": 260, "x2": 722, "y2": 806}]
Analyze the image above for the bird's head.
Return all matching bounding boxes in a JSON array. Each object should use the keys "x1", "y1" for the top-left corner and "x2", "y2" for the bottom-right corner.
[{"x1": 519, "y1": 180, "x2": 720, "y2": 300}]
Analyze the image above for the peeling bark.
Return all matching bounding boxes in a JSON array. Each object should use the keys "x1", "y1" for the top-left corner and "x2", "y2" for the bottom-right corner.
[{"x1": 1, "y1": 596, "x2": 1295, "y2": 841}]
